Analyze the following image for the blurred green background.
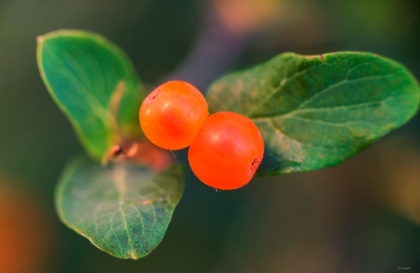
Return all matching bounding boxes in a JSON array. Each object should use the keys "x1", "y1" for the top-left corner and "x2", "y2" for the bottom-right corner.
[{"x1": 1, "y1": 0, "x2": 420, "y2": 272}]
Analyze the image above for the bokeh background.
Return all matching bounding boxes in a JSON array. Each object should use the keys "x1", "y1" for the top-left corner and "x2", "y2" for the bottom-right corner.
[{"x1": 1, "y1": 0, "x2": 420, "y2": 272}]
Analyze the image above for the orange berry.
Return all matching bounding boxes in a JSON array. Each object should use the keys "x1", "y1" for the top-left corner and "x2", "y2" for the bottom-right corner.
[
  {"x1": 188, "y1": 112, "x2": 264, "y2": 190},
  {"x1": 139, "y1": 81, "x2": 208, "y2": 150}
]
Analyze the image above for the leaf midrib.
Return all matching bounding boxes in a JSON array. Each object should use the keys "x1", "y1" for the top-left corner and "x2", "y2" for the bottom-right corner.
[
  {"x1": 252, "y1": 92, "x2": 411, "y2": 123},
  {"x1": 112, "y1": 166, "x2": 137, "y2": 258},
  {"x1": 249, "y1": 73, "x2": 398, "y2": 121}
]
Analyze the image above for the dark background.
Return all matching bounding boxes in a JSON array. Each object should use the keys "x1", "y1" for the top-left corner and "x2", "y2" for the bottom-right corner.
[{"x1": 1, "y1": 0, "x2": 420, "y2": 272}]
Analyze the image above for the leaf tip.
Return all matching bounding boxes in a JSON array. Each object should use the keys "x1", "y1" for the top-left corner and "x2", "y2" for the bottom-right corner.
[
  {"x1": 128, "y1": 252, "x2": 141, "y2": 260},
  {"x1": 305, "y1": 54, "x2": 325, "y2": 62},
  {"x1": 36, "y1": 30, "x2": 62, "y2": 45},
  {"x1": 36, "y1": 35, "x2": 44, "y2": 44}
]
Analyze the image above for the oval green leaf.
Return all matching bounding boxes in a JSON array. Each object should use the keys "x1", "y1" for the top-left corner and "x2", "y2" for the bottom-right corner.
[
  {"x1": 207, "y1": 52, "x2": 420, "y2": 175},
  {"x1": 37, "y1": 30, "x2": 145, "y2": 160},
  {"x1": 55, "y1": 157, "x2": 184, "y2": 259}
]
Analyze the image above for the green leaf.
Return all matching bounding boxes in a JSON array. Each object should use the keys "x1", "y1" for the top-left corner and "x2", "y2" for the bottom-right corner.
[
  {"x1": 37, "y1": 30, "x2": 145, "y2": 160},
  {"x1": 207, "y1": 52, "x2": 420, "y2": 175},
  {"x1": 55, "y1": 157, "x2": 184, "y2": 259}
]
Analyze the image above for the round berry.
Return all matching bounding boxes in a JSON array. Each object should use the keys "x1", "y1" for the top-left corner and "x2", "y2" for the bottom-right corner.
[
  {"x1": 139, "y1": 81, "x2": 208, "y2": 150},
  {"x1": 188, "y1": 112, "x2": 264, "y2": 190}
]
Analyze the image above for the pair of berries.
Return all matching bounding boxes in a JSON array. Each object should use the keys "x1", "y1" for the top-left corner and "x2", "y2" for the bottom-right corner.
[{"x1": 139, "y1": 81, "x2": 264, "y2": 190}]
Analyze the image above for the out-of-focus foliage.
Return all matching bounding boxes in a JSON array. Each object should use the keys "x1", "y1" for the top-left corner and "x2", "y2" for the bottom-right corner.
[
  {"x1": 354, "y1": 136, "x2": 420, "y2": 226},
  {"x1": 0, "y1": 180, "x2": 55, "y2": 273},
  {"x1": 213, "y1": 0, "x2": 284, "y2": 34}
]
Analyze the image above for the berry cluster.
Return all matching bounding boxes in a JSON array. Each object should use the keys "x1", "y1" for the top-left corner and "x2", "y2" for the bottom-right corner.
[{"x1": 139, "y1": 81, "x2": 264, "y2": 190}]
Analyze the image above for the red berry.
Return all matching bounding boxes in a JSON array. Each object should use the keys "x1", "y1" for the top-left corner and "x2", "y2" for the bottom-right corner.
[
  {"x1": 188, "y1": 112, "x2": 264, "y2": 190},
  {"x1": 139, "y1": 81, "x2": 208, "y2": 150}
]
